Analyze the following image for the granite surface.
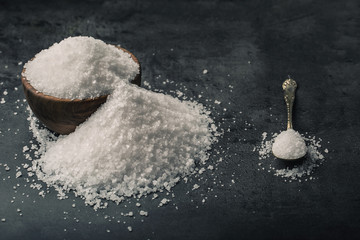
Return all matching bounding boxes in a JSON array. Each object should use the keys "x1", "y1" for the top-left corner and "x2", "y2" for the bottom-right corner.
[{"x1": 0, "y1": 0, "x2": 359, "y2": 239}]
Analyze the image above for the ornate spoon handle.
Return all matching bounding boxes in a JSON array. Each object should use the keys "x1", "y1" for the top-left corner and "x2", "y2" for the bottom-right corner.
[{"x1": 282, "y1": 78, "x2": 297, "y2": 130}]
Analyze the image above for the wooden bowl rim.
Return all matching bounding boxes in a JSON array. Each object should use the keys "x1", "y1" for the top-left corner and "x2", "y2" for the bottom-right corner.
[{"x1": 21, "y1": 46, "x2": 140, "y2": 103}]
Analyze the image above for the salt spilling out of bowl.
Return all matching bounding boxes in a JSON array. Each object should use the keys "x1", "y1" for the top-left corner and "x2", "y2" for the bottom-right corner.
[
  {"x1": 272, "y1": 129, "x2": 307, "y2": 160},
  {"x1": 24, "y1": 36, "x2": 219, "y2": 210},
  {"x1": 23, "y1": 36, "x2": 139, "y2": 99}
]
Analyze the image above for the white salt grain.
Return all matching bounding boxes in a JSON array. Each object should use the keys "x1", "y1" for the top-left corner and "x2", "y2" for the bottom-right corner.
[
  {"x1": 192, "y1": 184, "x2": 200, "y2": 191},
  {"x1": 158, "y1": 198, "x2": 170, "y2": 207},
  {"x1": 198, "y1": 167, "x2": 205, "y2": 174},
  {"x1": 139, "y1": 210, "x2": 148, "y2": 216},
  {"x1": 15, "y1": 171, "x2": 22, "y2": 178},
  {"x1": 24, "y1": 36, "x2": 139, "y2": 99},
  {"x1": 272, "y1": 129, "x2": 307, "y2": 160},
  {"x1": 23, "y1": 146, "x2": 29, "y2": 152}
]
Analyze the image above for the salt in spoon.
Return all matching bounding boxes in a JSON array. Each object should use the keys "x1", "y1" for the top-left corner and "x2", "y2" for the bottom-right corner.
[{"x1": 272, "y1": 78, "x2": 307, "y2": 160}]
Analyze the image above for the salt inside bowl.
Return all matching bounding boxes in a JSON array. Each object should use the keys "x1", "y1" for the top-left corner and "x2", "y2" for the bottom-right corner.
[{"x1": 21, "y1": 36, "x2": 141, "y2": 134}]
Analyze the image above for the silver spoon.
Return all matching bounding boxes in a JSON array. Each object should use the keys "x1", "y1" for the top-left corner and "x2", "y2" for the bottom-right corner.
[{"x1": 272, "y1": 78, "x2": 307, "y2": 160}]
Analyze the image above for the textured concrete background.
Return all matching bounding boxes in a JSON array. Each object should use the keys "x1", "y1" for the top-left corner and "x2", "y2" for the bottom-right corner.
[{"x1": 0, "y1": 0, "x2": 359, "y2": 239}]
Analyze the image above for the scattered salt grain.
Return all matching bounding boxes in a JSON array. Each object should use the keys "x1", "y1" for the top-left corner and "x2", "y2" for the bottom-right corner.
[
  {"x1": 30, "y1": 183, "x2": 42, "y2": 190},
  {"x1": 139, "y1": 210, "x2": 148, "y2": 216},
  {"x1": 24, "y1": 36, "x2": 139, "y2": 99},
  {"x1": 22, "y1": 146, "x2": 29, "y2": 152},
  {"x1": 1, "y1": 218, "x2": 5, "y2": 222},
  {"x1": 3, "y1": 90, "x2": 8, "y2": 95},
  {"x1": 127, "y1": 226, "x2": 133, "y2": 232},
  {"x1": 192, "y1": 184, "x2": 200, "y2": 191},
  {"x1": 198, "y1": 167, "x2": 205, "y2": 174},
  {"x1": 15, "y1": 171, "x2": 22, "y2": 178},
  {"x1": 158, "y1": 198, "x2": 170, "y2": 207},
  {"x1": 272, "y1": 129, "x2": 307, "y2": 160},
  {"x1": 203, "y1": 69, "x2": 208, "y2": 74},
  {"x1": 125, "y1": 211, "x2": 134, "y2": 217}
]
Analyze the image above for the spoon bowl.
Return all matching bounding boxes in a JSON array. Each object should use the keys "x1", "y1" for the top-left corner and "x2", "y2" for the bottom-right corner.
[{"x1": 21, "y1": 46, "x2": 141, "y2": 135}]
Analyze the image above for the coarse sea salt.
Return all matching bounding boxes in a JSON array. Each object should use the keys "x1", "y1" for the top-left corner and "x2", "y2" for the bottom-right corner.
[
  {"x1": 23, "y1": 37, "x2": 219, "y2": 211},
  {"x1": 23, "y1": 36, "x2": 139, "y2": 99},
  {"x1": 22, "y1": 36, "x2": 220, "y2": 211},
  {"x1": 254, "y1": 131, "x2": 326, "y2": 181},
  {"x1": 272, "y1": 129, "x2": 307, "y2": 160},
  {"x1": 30, "y1": 82, "x2": 217, "y2": 209}
]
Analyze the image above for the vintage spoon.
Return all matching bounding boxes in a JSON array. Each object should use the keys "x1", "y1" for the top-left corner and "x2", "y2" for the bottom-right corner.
[{"x1": 272, "y1": 78, "x2": 307, "y2": 160}]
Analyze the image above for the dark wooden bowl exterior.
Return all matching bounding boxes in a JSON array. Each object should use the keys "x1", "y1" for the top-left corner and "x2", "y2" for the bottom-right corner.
[{"x1": 21, "y1": 46, "x2": 141, "y2": 135}]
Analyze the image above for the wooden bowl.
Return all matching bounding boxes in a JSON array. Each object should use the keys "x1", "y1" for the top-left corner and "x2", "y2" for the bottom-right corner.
[{"x1": 21, "y1": 46, "x2": 141, "y2": 135}]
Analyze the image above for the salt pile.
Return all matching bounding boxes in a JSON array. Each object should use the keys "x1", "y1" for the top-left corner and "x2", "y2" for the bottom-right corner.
[
  {"x1": 23, "y1": 36, "x2": 139, "y2": 99},
  {"x1": 255, "y1": 132, "x2": 327, "y2": 181},
  {"x1": 272, "y1": 129, "x2": 307, "y2": 160},
  {"x1": 24, "y1": 37, "x2": 218, "y2": 210},
  {"x1": 32, "y1": 82, "x2": 217, "y2": 209}
]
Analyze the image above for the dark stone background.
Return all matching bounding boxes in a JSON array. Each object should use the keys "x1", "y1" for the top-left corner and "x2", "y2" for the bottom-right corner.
[{"x1": 0, "y1": 0, "x2": 359, "y2": 239}]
